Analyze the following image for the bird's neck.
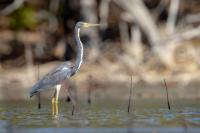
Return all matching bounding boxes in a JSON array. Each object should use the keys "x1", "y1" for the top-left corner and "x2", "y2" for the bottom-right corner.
[{"x1": 72, "y1": 26, "x2": 83, "y2": 74}]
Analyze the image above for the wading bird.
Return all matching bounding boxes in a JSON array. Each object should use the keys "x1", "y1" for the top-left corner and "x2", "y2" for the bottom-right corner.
[{"x1": 30, "y1": 22, "x2": 100, "y2": 115}]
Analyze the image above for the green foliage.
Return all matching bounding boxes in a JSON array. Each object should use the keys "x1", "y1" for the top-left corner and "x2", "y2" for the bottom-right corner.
[{"x1": 9, "y1": 6, "x2": 36, "y2": 31}]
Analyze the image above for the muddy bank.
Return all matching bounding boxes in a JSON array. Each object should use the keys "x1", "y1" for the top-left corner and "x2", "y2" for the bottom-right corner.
[{"x1": 0, "y1": 61, "x2": 200, "y2": 100}]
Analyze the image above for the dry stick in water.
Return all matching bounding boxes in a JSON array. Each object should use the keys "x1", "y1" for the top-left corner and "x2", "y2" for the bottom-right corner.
[
  {"x1": 68, "y1": 89, "x2": 77, "y2": 116},
  {"x1": 66, "y1": 95, "x2": 71, "y2": 102},
  {"x1": 65, "y1": 83, "x2": 71, "y2": 103},
  {"x1": 128, "y1": 76, "x2": 133, "y2": 113},
  {"x1": 88, "y1": 87, "x2": 91, "y2": 104},
  {"x1": 88, "y1": 75, "x2": 93, "y2": 104},
  {"x1": 65, "y1": 85, "x2": 71, "y2": 103},
  {"x1": 163, "y1": 79, "x2": 171, "y2": 110},
  {"x1": 127, "y1": 76, "x2": 135, "y2": 133},
  {"x1": 37, "y1": 93, "x2": 41, "y2": 109},
  {"x1": 65, "y1": 86, "x2": 76, "y2": 116},
  {"x1": 37, "y1": 64, "x2": 41, "y2": 109}
]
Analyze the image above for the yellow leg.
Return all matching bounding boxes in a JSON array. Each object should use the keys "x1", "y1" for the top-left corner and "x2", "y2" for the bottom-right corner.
[
  {"x1": 55, "y1": 99, "x2": 58, "y2": 115},
  {"x1": 52, "y1": 84, "x2": 61, "y2": 116},
  {"x1": 52, "y1": 97, "x2": 55, "y2": 115}
]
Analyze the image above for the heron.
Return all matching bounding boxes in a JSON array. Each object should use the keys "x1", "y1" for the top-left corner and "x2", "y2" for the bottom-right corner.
[{"x1": 30, "y1": 22, "x2": 100, "y2": 115}]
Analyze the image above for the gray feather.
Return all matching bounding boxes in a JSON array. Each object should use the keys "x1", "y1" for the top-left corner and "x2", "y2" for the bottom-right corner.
[{"x1": 30, "y1": 62, "x2": 73, "y2": 97}]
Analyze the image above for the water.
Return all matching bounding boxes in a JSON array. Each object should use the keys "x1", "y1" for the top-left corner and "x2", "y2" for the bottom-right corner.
[{"x1": 0, "y1": 99, "x2": 200, "y2": 133}]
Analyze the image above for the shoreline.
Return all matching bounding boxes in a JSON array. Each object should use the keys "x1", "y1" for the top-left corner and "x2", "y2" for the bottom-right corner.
[{"x1": 1, "y1": 62, "x2": 200, "y2": 100}]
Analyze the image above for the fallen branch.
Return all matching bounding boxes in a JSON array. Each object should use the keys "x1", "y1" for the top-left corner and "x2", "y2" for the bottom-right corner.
[
  {"x1": 162, "y1": 26, "x2": 200, "y2": 45},
  {"x1": 166, "y1": 0, "x2": 180, "y2": 34},
  {"x1": 114, "y1": 0, "x2": 161, "y2": 48},
  {"x1": 1, "y1": 0, "x2": 24, "y2": 15}
]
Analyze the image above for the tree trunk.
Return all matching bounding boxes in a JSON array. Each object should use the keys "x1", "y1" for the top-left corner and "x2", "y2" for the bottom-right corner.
[{"x1": 80, "y1": 0, "x2": 100, "y2": 62}]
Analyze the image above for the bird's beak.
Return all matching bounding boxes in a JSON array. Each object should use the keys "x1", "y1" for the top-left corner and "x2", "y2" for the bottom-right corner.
[{"x1": 84, "y1": 23, "x2": 101, "y2": 28}]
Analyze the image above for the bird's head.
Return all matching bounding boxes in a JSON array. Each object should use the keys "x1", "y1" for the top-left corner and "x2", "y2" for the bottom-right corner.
[{"x1": 76, "y1": 21, "x2": 101, "y2": 28}]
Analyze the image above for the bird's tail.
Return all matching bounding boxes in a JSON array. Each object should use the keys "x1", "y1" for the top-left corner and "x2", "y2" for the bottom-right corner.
[
  {"x1": 30, "y1": 90, "x2": 38, "y2": 98},
  {"x1": 29, "y1": 84, "x2": 40, "y2": 98}
]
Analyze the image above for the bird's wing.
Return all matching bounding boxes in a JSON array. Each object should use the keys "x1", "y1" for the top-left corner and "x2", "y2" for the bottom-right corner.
[{"x1": 30, "y1": 62, "x2": 74, "y2": 97}]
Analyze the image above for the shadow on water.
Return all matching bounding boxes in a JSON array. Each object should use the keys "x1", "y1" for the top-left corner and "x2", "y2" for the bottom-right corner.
[{"x1": 0, "y1": 99, "x2": 199, "y2": 133}]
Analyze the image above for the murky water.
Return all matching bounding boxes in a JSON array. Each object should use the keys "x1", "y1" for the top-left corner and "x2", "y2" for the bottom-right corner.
[{"x1": 0, "y1": 99, "x2": 199, "y2": 133}]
